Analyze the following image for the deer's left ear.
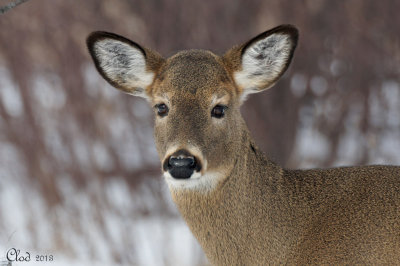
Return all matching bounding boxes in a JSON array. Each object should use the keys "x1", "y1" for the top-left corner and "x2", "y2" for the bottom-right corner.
[{"x1": 224, "y1": 25, "x2": 298, "y2": 102}]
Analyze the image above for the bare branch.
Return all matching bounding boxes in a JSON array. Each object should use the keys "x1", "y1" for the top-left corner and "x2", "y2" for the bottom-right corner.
[{"x1": 0, "y1": 0, "x2": 30, "y2": 14}]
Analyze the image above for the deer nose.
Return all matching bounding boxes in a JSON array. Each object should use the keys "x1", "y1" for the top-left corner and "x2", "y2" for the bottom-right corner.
[
  {"x1": 163, "y1": 150, "x2": 200, "y2": 179},
  {"x1": 169, "y1": 156, "x2": 195, "y2": 168}
]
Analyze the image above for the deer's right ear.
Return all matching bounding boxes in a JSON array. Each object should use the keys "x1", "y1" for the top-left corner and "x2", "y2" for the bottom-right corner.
[{"x1": 86, "y1": 31, "x2": 164, "y2": 99}]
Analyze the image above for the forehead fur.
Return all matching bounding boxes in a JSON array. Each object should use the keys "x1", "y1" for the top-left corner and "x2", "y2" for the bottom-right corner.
[{"x1": 154, "y1": 50, "x2": 232, "y2": 96}]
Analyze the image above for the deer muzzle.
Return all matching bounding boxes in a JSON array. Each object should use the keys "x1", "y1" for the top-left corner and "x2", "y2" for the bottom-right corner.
[{"x1": 163, "y1": 149, "x2": 202, "y2": 179}]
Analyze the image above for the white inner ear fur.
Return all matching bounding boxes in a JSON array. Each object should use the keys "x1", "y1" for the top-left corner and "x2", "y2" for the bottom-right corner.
[
  {"x1": 234, "y1": 33, "x2": 293, "y2": 102},
  {"x1": 93, "y1": 39, "x2": 154, "y2": 98}
]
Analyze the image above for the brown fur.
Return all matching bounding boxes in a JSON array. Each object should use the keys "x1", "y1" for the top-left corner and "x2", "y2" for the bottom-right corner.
[
  {"x1": 174, "y1": 136, "x2": 400, "y2": 264},
  {"x1": 87, "y1": 25, "x2": 400, "y2": 265}
]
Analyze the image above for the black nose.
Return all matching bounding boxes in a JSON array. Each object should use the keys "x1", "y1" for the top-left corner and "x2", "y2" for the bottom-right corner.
[
  {"x1": 163, "y1": 150, "x2": 200, "y2": 179},
  {"x1": 169, "y1": 156, "x2": 195, "y2": 168}
]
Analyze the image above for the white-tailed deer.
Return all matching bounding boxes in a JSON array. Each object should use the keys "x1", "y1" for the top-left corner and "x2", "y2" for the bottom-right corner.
[{"x1": 87, "y1": 25, "x2": 400, "y2": 265}]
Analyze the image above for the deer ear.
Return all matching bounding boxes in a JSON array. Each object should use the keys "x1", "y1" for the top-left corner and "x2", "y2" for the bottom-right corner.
[
  {"x1": 225, "y1": 25, "x2": 298, "y2": 102},
  {"x1": 86, "y1": 31, "x2": 164, "y2": 99}
]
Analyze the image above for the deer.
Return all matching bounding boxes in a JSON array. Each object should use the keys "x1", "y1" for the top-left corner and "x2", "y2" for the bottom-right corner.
[{"x1": 86, "y1": 25, "x2": 400, "y2": 265}]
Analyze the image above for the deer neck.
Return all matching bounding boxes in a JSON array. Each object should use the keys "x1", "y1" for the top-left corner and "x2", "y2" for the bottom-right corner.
[{"x1": 169, "y1": 128, "x2": 291, "y2": 264}]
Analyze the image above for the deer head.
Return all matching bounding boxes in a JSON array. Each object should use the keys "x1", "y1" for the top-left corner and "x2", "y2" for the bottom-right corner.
[{"x1": 87, "y1": 25, "x2": 298, "y2": 192}]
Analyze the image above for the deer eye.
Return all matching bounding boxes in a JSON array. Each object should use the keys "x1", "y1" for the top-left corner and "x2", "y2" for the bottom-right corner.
[
  {"x1": 211, "y1": 105, "x2": 227, "y2": 119},
  {"x1": 155, "y1": 103, "x2": 169, "y2": 117}
]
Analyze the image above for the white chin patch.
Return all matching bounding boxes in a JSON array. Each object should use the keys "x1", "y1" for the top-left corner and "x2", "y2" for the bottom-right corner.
[{"x1": 163, "y1": 171, "x2": 222, "y2": 192}]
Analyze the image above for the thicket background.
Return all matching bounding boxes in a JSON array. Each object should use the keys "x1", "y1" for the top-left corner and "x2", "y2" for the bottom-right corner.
[{"x1": 0, "y1": 0, "x2": 399, "y2": 265}]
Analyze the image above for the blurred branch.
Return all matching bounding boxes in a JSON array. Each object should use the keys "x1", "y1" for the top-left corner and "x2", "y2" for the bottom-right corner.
[{"x1": 0, "y1": 0, "x2": 30, "y2": 14}]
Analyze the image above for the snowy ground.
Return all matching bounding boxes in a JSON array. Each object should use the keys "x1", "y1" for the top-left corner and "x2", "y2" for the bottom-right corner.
[{"x1": 0, "y1": 172, "x2": 206, "y2": 266}]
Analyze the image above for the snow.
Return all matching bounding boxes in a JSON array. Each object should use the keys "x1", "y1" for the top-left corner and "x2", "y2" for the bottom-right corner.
[
  {"x1": 292, "y1": 125, "x2": 330, "y2": 167},
  {"x1": 290, "y1": 73, "x2": 307, "y2": 97},
  {"x1": 71, "y1": 136, "x2": 92, "y2": 170},
  {"x1": 43, "y1": 127, "x2": 72, "y2": 166},
  {"x1": 0, "y1": 66, "x2": 24, "y2": 117},
  {"x1": 293, "y1": 79, "x2": 400, "y2": 168},
  {"x1": 91, "y1": 141, "x2": 114, "y2": 171},
  {"x1": 0, "y1": 169, "x2": 204, "y2": 266},
  {"x1": 335, "y1": 129, "x2": 364, "y2": 166},
  {"x1": 105, "y1": 178, "x2": 132, "y2": 212},
  {"x1": 310, "y1": 75, "x2": 328, "y2": 96},
  {"x1": 329, "y1": 59, "x2": 346, "y2": 77},
  {"x1": 82, "y1": 63, "x2": 119, "y2": 100},
  {"x1": 377, "y1": 131, "x2": 400, "y2": 163},
  {"x1": 32, "y1": 73, "x2": 66, "y2": 110},
  {"x1": 382, "y1": 80, "x2": 400, "y2": 128}
]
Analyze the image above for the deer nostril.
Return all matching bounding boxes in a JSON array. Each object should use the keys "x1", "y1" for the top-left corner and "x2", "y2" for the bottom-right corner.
[
  {"x1": 163, "y1": 150, "x2": 201, "y2": 179},
  {"x1": 169, "y1": 156, "x2": 195, "y2": 168}
]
